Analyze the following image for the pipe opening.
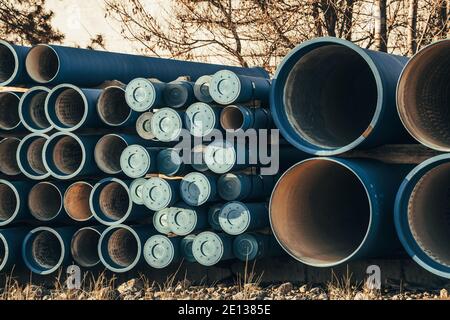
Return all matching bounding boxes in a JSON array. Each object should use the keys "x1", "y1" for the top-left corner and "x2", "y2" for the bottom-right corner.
[
  {"x1": 0, "y1": 43, "x2": 15, "y2": 84},
  {"x1": 28, "y1": 183, "x2": 62, "y2": 221},
  {"x1": 107, "y1": 228, "x2": 138, "y2": 267},
  {"x1": 98, "y1": 87, "x2": 130, "y2": 126},
  {"x1": 284, "y1": 45, "x2": 377, "y2": 149},
  {"x1": 31, "y1": 231, "x2": 62, "y2": 269},
  {"x1": 0, "y1": 138, "x2": 20, "y2": 175},
  {"x1": 397, "y1": 41, "x2": 450, "y2": 150},
  {"x1": 0, "y1": 236, "x2": 5, "y2": 267},
  {"x1": 408, "y1": 163, "x2": 450, "y2": 267},
  {"x1": 221, "y1": 106, "x2": 244, "y2": 130},
  {"x1": 51, "y1": 136, "x2": 83, "y2": 175},
  {"x1": 29, "y1": 91, "x2": 50, "y2": 129},
  {"x1": 94, "y1": 135, "x2": 127, "y2": 174},
  {"x1": 72, "y1": 228, "x2": 100, "y2": 267},
  {"x1": 54, "y1": 88, "x2": 85, "y2": 127},
  {"x1": 99, "y1": 182, "x2": 130, "y2": 220},
  {"x1": 64, "y1": 182, "x2": 93, "y2": 221},
  {"x1": 27, "y1": 138, "x2": 46, "y2": 174},
  {"x1": 271, "y1": 159, "x2": 370, "y2": 266},
  {"x1": 0, "y1": 92, "x2": 20, "y2": 130},
  {"x1": 25, "y1": 45, "x2": 59, "y2": 83},
  {"x1": 0, "y1": 183, "x2": 17, "y2": 222}
]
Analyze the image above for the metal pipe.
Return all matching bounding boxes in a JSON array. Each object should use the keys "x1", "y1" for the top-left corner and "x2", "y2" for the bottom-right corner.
[
  {"x1": 90, "y1": 178, "x2": 153, "y2": 226},
  {"x1": 0, "y1": 180, "x2": 33, "y2": 226},
  {"x1": 129, "y1": 178, "x2": 147, "y2": 205},
  {"x1": 25, "y1": 44, "x2": 268, "y2": 86},
  {"x1": 395, "y1": 154, "x2": 450, "y2": 278},
  {"x1": 0, "y1": 228, "x2": 29, "y2": 272},
  {"x1": 43, "y1": 132, "x2": 101, "y2": 180},
  {"x1": 185, "y1": 102, "x2": 221, "y2": 137},
  {"x1": 167, "y1": 202, "x2": 208, "y2": 236},
  {"x1": 143, "y1": 235, "x2": 181, "y2": 269},
  {"x1": 119, "y1": 144, "x2": 159, "y2": 178},
  {"x1": 45, "y1": 84, "x2": 102, "y2": 132},
  {"x1": 190, "y1": 144, "x2": 209, "y2": 172},
  {"x1": 396, "y1": 40, "x2": 450, "y2": 152},
  {"x1": 180, "y1": 234, "x2": 196, "y2": 262},
  {"x1": 22, "y1": 226, "x2": 77, "y2": 275},
  {"x1": 192, "y1": 231, "x2": 234, "y2": 266},
  {"x1": 218, "y1": 173, "x2": 275, "y2": 201},
  {"x1": 125, "y1": 78, "x2": 166, "y2": 112},
  {"x1": 0, "y1": 137, "x2": 21, "y2": 176},
  {"x1": 208, "y1": 203, "x2": 223, "y2": 231},
  {"x1": 28, "y1": 181, "x2": 71, "y2": 222},
  {"x1": 163, "y1": 80, "x2": 196, "y2": 109},
  {"x1": 98, "y1": 224, "x2": 155, "y2": 273},
  {"x1": 209, "y1": 70, "x2": 270, "y2": 105},
  {"x1": 156, "y1": 148, "x2": 188, "y2": 177},
  {"x1": 142, "y1": 177, "x2": 180, "y2": 211},
  {"x1": 233, "y1": 233, "x2": 282, "y2": 261},
  {"x1": 153, "y1": 207, "x2": 172, "y2": 234},
  {"x1": 219, "y1": 202, "x2": 269, "y2": 235},
  {"x1": 71, "y1": 226, "x2": 105, "y2": 268},
  {"x1": 18, "y1": 86, "x2": 52, "y2": 133},
  {"x1": 0, "y1": 91, "x2": 23, "y2": 131},
  {"x1": 0, "y1": 40, "x2": 32, "y2": 86},
  {"x1": 193, "y1": 75, "x2": 213, "y2": 103},
  {"x1": 63, "y1": 181, "x2": 94, "y2": 222},
  {"x1": 97, "y1": 85, "x2": 139, "y2": 127},
  {"x1": 136, "y1": 112, "x2": 156, "y2": 140},
  {"x1": 180, "y1": 172, "x2": 218, "y2": 206},
  {"x1": 220, "y1": 106, "x2": 271, "y2": 131},
  {"x1": 270, "y1": 157, "x2": 410, "y2": 267},
  {"x1": 151, "y1": 108, "x2": 184, "y2": 142},
  {"x1": 204, "y1": 140, "x2": 254, "y2": 174},
  {"x1": 16, "y1": 133, "x2": 49, "y2": 180},
  {"x1": 271, "y1": 37, "x2": 411, "y2": 156}
]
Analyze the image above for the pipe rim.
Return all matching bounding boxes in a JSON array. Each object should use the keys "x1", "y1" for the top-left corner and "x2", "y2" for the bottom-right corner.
[
  {"x1": 0, "y1": 91, "x2": 22, "y2": 130},
  {"x1": 193, "y1": 75, "x2": 213, "y2": 103},
  {"x1": 18, "y1": 86, "x2": 53, "y2": 133},
  {"x1": 42, "y1": 131, "x2": 86, "y2": 180},
  {"x1": 185, "y1": 102, "x2": 217, "y2": 137},
  {"x1": 95, "y1": 133, "x2": 128, "y2": 175},
  {"x1": 0, "y1": 233, "x2": 8, "y2": 271},
  {"x1": 394, "y1": 154, "x2": 450, "y2": 278},
  {"x1": 63, "y1": 181, "x2": 94, "y2": 222},
  {"x1": 125, "y1": 78, "x2": 158, "y2": 112},
  {"x1": 25, "y1": 44, "x2": 60, "y2": 84},
  {"x1": 153, "y1": 208, "x2": 172, "y2": 234},
  {"x1": 44, "y1": 83, "x2": 88, "y2": 132},
  {"x1": 143, "y1": 235, "x2": 175, "y2": 269},
  {"x1": 269, "y1": 157, "x2": 373, "y2": 267},
  {"x1": 0, "y1": 137, "x2": 21, "y2": 176},
  {"x1": 98, "y1": 224, "x2": 142, "y2": 273},
  {"x1": 97, "y1": 86, "x2": 132, "y2": 127},
  {"x1": 270, "y1": 37, "x2": 384, "y2": 156},
  {"x1": 22, "y1": 227, "x2": 65, "y2": 275},
  {"x1": 16, "y1": 133, "x2": 50, "y2": 180},
  {"x1": 142, "y1": 177, "x2": 174, "y2": 211},
  {"x1": 28, "y1": 182, "x2": 63, "y2": 221},
  {"x1": 71, "y1": 226, "x2": 102, "y2": 267},
  {"x1": 0, "y1": 179, "x2": 20, "y2": 226},
  {"x1": 0, "y1": 40, "x2": 20, "y2": 87}
]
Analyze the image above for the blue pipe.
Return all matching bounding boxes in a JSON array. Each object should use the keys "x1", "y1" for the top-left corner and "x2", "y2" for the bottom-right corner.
[
  {"x1": 142, "y1": 177, "x2": 180, "y2": 211},
  {"x1": 0, "y1": 180, "x2": 34, "y2": 226},
  {"x1": 184, "y1": 102, "x2": 222, "y2": 137},
  {"x1": 270, "y1": 37, "x2": 411, "y2": 156},
  {"x1": 192, "y1": 231, "x2": 234, "y2": 266},
  {"x1": 119, "y1": 144, "x2": 159, "y2": 178},
  {"x1": 143, "y1": 235, "x2": 181, "y2": 269},
  {"x1": 25, "y1": 44, "x2": 269, "y2": 86},
  {"x1": 0, "y1": 40, "x2": 32, "y2": 86},
  {"x1": 97, "y1": 85, "x2": 139, "y2": 127},
  {"x1": 219, "y1": 202, "x2": 269, "y2": 235},
  {"x1": 163, "y1": 80, "x2": 196, "y2": 109},
  {"x1": 157, "y1": 148, "x2": 189, "y2": 177},
  {"x1": 233, "y1": 233, "x2": 282, "y2": 261},
  {"x1": 208, "y1": 203, "x2": 223, "y2": 231},
  {"x1": 220, "y1": 105, "x2": 271, "y2": 131},
  {"x1": 71, "y1": 225, "x2": 106, "y2": 268},
  {"x1": 125, "y1": 78, "x2": 166, "y2": 112},
  {"x1": 270, "y1": 157, "x2": 411, "y2": 267},
  {"x1": 180, "y1": 172, "x2": 219, "y2": 206},
  {"x1": 180, "y1": 234, "x2": 197, "y2": 263},
  {"x1": 0, "y1": 137, "x2": 21, "y2": 176},
  {"x1": 395, "y1": 154, "x2": 450, "y2": 278},
  {"x1": 18, "y1": 86, "x2": 53, "y2": 133},
  {"x1": 0, "y1": 91, "x2": 24, "y2": 132},
  {"x1": 0, "y1": 227, "x2": 29, "y2": 272},
  {"x1": 167, "y1": 202, "x2": 208, "y2": 236},
  {"x1": 218, "y1": 173, "x2": 275, "y2": 201},
  {"x1": 16, "y1": 133, "x2": 50, "y2": 180}
]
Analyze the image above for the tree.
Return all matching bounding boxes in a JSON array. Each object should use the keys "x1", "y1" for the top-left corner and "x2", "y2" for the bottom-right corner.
[
  {"x1": 407, "y1": 0, "x2": 418, "y2": 55},
  {"x1": 374, "y1": 0, "x2": 388, "y2": 52}
]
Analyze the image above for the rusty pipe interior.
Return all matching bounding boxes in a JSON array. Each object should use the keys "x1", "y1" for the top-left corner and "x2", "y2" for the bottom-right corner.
[
  {"x1": 0, "y1": 182, "x2": 18, "y2": 223},
  {"x1": 50, "y1": 135, "x2": 83, "y2": 175},
  {"x1": 31, "y1": 230, "x2": 62, "y2": 269},
  {"x1": 106, "y1": 228, "x2": 138, "y2": 268},
  {"x1": 220, "y1": 105, "x2": 244, "y2": 130},
  {"x1": 26, "y1": 137, "x2": 47, "y2": 175},
  {"x1": 54, "y1": 88, "x2": 85, "y2": 127},
  {"x1": 99, "y1": 181, "x2": 130, "y2": 221},
  {"x1": 28, "y1": 91, "x2": 51, "y2": 129},
  {"x1": 0, "y1": 43, "x2": 15, "y2": 84}
]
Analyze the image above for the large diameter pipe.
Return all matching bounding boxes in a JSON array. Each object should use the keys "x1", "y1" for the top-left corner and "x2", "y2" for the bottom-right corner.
[
  {"x1": 98, "y1": 224, "x2": 155, "y2": 273},
  {"x1": 394, "y1": 154, "x2": 450, "y2": 278},
  {"x1": 396, "y1": 40, "x2": 450, "y2": 152},
  {"x1": 192, "y1": 231, "x2": 234, "y2": 266},
  {"x1": 167, "y1": 203, "x2": 208, "y2": 236},
  {"x1": 184, "y1": 102, "x2": 221, "y2": 137},
  {"x1": 180, "y1": 172, "x2": 219, "y2": 206},
  {"x1": 219, "y1": 202, "x2": 269, "y2": 236},
  {"x1": 97, "y1": 85, "x2": 139, "y2": 127},
  {"x1": 28, "y1": 181, "x2": 72, "y2": 222},
  {"x1": 22, "y1": 226, "x2": 77, "y2": 275},
  {"x1": 271, "y1": 37, "x2": 411, "y2": 156},
  {"x1": 220, "y1": 106, "x2": 271, "y2": 131},
  {"x1": 142, "y1": 177, "x2": 180, "y2": 211},
  {"x1": 64, "y1": 181, "x2": 94, "y2": 222},
  {"x1": 143, "y1": 235, "x2": 181, "y2": 269},
  {"x1": 25, "y1": 44, "x2": 268, "y2": 87},
  {"x1": 90, "y1": 178, "x2": 153, "y2": 226},
  {"x1": 0, "y1": 137, "x2": 21, "y2": 176},
  {"x1": 270, "y1": 158, "x2": 410, "y2": 267},
  {"x1": 0, "y1": 40, "x2": 32, "y2": 86},
  {"x1": 218, "y1": 173, "x2": 275, "y2": 201},
  {"x1": 18, "y1": 86, "x2": 52, "y2": 133},
  {"x1": 0, "y1": 228, "x2": 29, "y2": 272},
  {"x1": 16, "y1": 133, "x2": 49, "y2": 180},
  {"x1": 43, "y1": 132, "x2": 101, "y2": 180},
  {"x1": 45, "y1": 84, "x2": 102, "y2": 132},
  {"x1": 0, "y1": 180, "x2": 33, "y2": 226},
  {"x1": 71, "y1": 226, "x2": 105, "y2": 268},
  {"x1": 0, "y1": 91, "x2": 24, "y2": 131}
]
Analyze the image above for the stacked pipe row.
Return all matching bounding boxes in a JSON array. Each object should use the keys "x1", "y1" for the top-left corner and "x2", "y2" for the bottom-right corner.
[
  {"x1": 269, "y1": 37, "x2": 450, "y2": 278},
  {"x1": 0, "y1": 40, "x2": 287, "y2": 274}
]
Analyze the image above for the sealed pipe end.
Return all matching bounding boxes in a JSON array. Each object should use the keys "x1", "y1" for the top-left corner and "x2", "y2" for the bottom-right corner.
[
  {"x1": 64, "y1": 181, "x2": 93, "y2": 221},
  {"x1": 129, "y1": 178, "x2": 147, "y2": 205},
  {"x1": 180, "y1": 172, "x2": 213, "y2": 206},
  {"x1": 219, "y1": 201, "x2": 251, "y2": 235},
  {"x1": 153, "y1": 208, "x2": 172, "y2": 234},
  {"x1": 191, "y1": 144, "x2": 209, "y2": 172},
  {"x1": 194, "y1": 75, "x2": 213, "y2": 103},
  {"x1": 143, "y1": 235, "x2": 176, "y2": 269},
  {"x1": 218, "y1": 173, "x2": 248, "y2": 201},
  {"x1": 151, "y1": 108, "x2": 183, "y2": 142},
  {"x1": 208, "y1": 203, "x2": 223, "y2": 231},
  {"x1": 0, "y1": 180, "x2": 20, "y2": 226},
  {"x1": 204, "y1": 140, "x2": 236, "y2": 174},
  {"x1": 19, "y1": 87, "x2": 52, "y2": 133},
  {"x1": 97, "y1": 86, "x2": 131, "y2": 126},
  {"x1": 125, "y1": 78, "x2": 159, "y2": 112},
  {"x1": 167, "y1": 204, "x2": 198, "y2": 236},
  {"x1": 71, "y1": 227, "x2": 101, "y2": 267},
  {"x1": 270, "y1": 158, "x2": 371, "y2": 267},
  {"x1": 28, "y1": 182, "x2": 63, "y2": 221},
  {"x1": 17, "y1": 133, "x2": 49, "y2": 180},
  {"x1": 157, "y1": 148, "x2": 183, "y2": 176},
  {"x1": 98, "y1": 225, "x2": 141, "y2": 273},
  {"x1": 95, "y1": 134, "x2": 128, "y2": 175},
  {"x1": 233, "y1": 233, "x2": 260, "y2": 261},
  {"x1": 192, "y1": 231, "x2": 224, "y2": 266},
  {"x1": 142, "y1": 177, "x2": 174, "y2": 211},
  {"x1": 180, "y1": 234, "x2": 196, "y2": 262},
  {"x1": 22, "y1": 227, "x2": 65, "y2": 275},
  {"x1": 397, "y1": 40, "x2": 450, "y2": 152},
  {"x1": 120, "y1": 144, "x2": 151, "y2": 178},
  {"x1": 0, "y1": 40, "x2": 19, "y2": 86},
  {"x1": 163, "y1": 81, "x2": 191, "y2": 108},
  {"x1": 210, "y1": 70, "x2": 241, "y2": 105},
  {"x1": 25, "y1": 44, "x2": 59, "y2": 83},
  {"x1": 185, "y1": 102, "x2": 218, "y2": 137},
  {"x1": 0, "y1": 92, "x2": 21, "y2": 131},
  {"x1": 0, "y1": 137, "x2": 21, "y2": 176},
  {"x1": 136, "y1": 112, "x2": 156, "y2": 140}
]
